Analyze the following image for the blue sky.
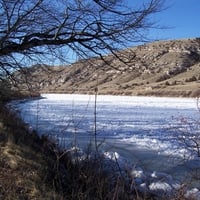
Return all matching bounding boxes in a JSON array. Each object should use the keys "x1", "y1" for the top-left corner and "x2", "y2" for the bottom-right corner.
[
  {"x1": 42, "y1": 0, "x2": 200, "y2": 64},
  {"x1": 62, "y1": 0, "x2": 200, "y2": 64},
  {"x1": 148, "y1": 0, "x2": 200, "y2": 40}
]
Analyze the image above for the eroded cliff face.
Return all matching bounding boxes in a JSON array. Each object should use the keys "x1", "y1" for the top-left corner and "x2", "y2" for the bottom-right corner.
[{"x1": 12, "y1": 38, "x2": 200, "y2": 97}]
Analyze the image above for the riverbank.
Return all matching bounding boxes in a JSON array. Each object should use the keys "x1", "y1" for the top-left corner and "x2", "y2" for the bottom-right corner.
[
  {"x1": 0, "y1": 104, "x2": 63, "y2": 199},
  {"x1": 1, "y1": 95, "x2": 200, "y2": 199},
  {"x1": 0, "y1": 103, "x2": 137, "y2": 199},
  {"x1": 40, "y1": 85, "x2": 200, "y2": 98}
]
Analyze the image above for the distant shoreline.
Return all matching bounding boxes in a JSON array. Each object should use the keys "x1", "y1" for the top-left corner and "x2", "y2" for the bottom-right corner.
[{"x1": 39, "y1": 89, "x2": 200, "y2": 98}]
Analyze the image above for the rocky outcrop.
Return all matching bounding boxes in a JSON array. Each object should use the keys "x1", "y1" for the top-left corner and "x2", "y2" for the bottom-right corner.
[{"x1": 12, "y1": 38, "x2": 200, "y2": 97}]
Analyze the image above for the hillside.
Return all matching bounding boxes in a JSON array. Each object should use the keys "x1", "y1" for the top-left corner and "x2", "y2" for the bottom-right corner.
[{"x1": 12, "y1": 38, "x2": 200, "y2": 97}]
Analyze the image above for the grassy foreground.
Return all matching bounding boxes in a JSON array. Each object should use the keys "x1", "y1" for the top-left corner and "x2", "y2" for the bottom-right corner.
[
  {"x1": 0, "y1": 103, "x2": 138, "y2": 200},
  {"x1": 0, "y1": 99, "x2": 195, "y2": 200},
  {"x1": 0, "y1": 104, "x2": 63, "y2": 199}
]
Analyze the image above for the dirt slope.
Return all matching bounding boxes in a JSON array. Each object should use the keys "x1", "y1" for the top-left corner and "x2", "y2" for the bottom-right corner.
[{"x1": 12, "y1": 38, "x2": 200, "y2": 97}]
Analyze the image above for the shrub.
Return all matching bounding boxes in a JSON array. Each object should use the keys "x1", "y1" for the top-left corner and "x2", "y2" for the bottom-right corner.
[
  {"x1": 171, "y1": 80, "x2": 177, "y2": 85},
  {"x1": 190, "y1": 89, "x2": 200, "y2": 97},
  {"x1": 165, "y1": 81, "x2": 170, "y2": 86},
  {"x1": 185, "y1": 76, "x2": 197, "y2": 82},
  {"x1": 156, "y1": 73, "x2": 170, "y2": 82}
]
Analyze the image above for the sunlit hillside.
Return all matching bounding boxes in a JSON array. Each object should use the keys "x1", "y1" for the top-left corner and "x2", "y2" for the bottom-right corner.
[{"x1": 12, "y1": 38, "x2": 200, "y2": 97}]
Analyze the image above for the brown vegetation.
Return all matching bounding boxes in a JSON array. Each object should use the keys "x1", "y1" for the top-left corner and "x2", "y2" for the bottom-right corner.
[
  {"x1": 1, "y1": 96, "x2": 198, "y2": 199},
  {"x1": 1, "y1": 38, "x2": 200, "y2": 199},
  {"x1": 11, "y1": 38, "x2": 200, "y2": 98},
  {"x1": 0, "y1": 104, "x2": 140, "y2": 199},
  {"x1": 0, "y1": 104, "x2": 62, "y2": 199}
]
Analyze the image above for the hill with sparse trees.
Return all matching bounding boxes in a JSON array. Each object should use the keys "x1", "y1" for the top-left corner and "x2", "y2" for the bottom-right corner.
[{"x1": 12, "y1": 38, "x2": 200, "y2": 97}]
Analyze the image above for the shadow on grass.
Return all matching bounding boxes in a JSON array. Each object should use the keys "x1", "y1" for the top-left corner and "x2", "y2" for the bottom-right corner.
[
  {"x1": 0, "y1": 105, "x2": 138, "y2": 199},
  {"x1": 1, "y1": 103, "x2": 197, "y2": 200}
]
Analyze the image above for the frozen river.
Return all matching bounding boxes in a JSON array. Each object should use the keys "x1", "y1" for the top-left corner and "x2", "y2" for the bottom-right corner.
[{"x1": 11, "y1": 94, "x2": 200, "y2": 187}]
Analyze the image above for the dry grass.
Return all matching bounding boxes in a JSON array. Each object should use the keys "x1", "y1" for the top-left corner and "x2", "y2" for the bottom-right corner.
[
  {"x1": 0, "y1": 105, "x2": 63, "y2": 199},
  {"x1": 0, "y1": 104, "x2": 136, "y2": 200},
  {"x1": 0, "y1": 101, "x2": 198, "y2": 200},
  {"x1": 11, "y1": 38, "x2": 200, "y2": 98}
]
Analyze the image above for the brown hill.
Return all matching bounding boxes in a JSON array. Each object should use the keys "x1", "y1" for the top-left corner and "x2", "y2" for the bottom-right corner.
[{"x1": 12, "y1": 38, "x2": 200, "y2": 97}]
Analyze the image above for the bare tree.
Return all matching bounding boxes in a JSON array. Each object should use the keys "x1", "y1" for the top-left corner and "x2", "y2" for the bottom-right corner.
[{"x1": 0, "y1": 0, "x2": 165, "y2": 79}]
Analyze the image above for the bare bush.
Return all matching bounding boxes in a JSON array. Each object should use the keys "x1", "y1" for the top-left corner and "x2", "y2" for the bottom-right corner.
[
  {"x1": 190, "y1": 89, "x2": 200, "y2": 98},
  {"x1": 173, "y1": 99, "x2": 200, "y2": 158},
  {"x1": 177, "y1": 117, "x2": 200, "y2": 157}
]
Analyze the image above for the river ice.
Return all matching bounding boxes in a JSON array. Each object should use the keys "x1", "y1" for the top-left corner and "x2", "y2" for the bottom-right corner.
[{"x1": 10, "y1": 94, "x2": 200, "y2": 198}]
